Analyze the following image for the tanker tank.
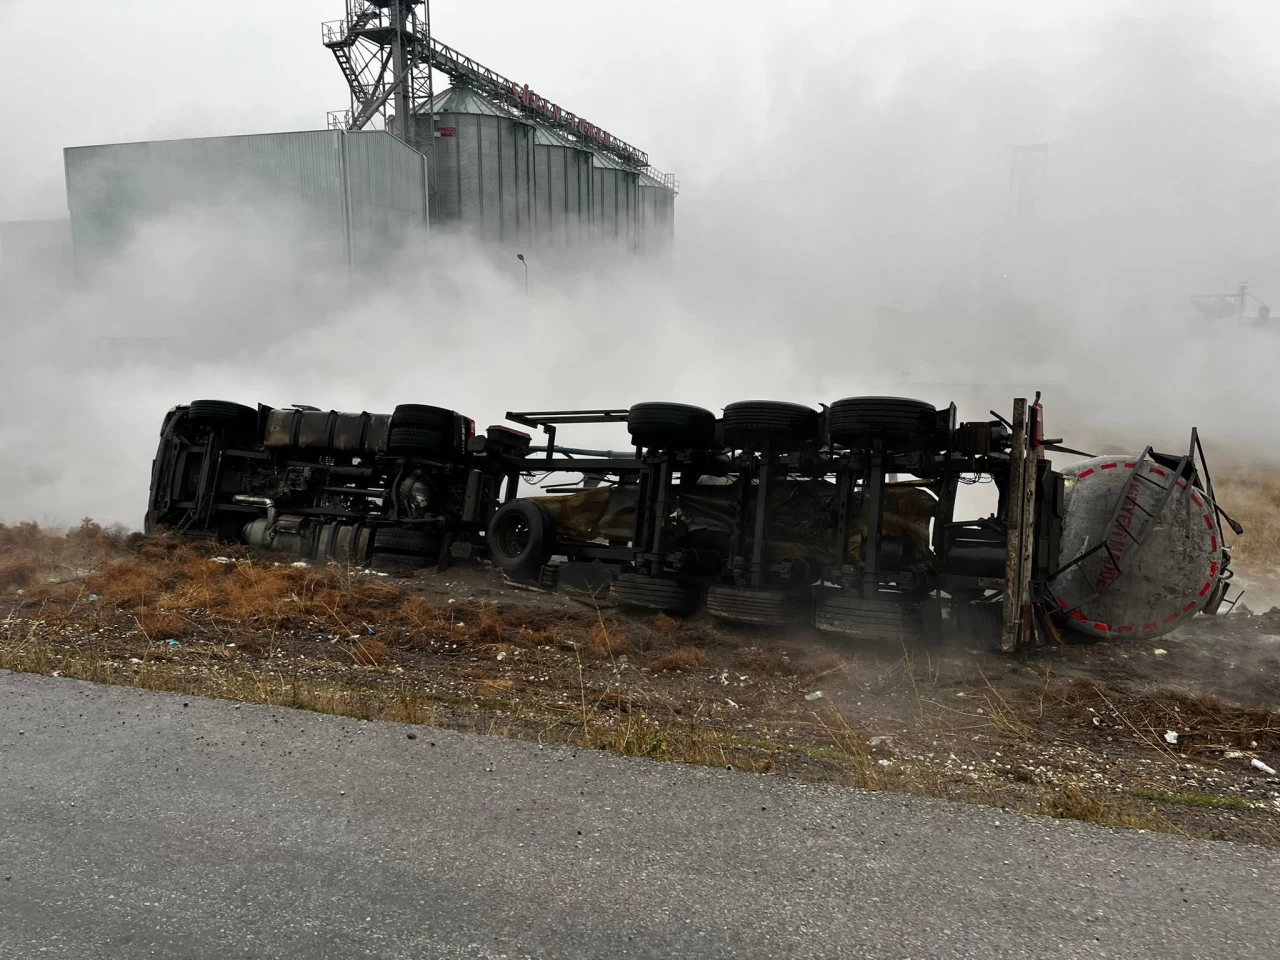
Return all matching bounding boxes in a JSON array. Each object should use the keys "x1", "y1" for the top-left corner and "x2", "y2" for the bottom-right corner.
[{"x1": 1052, "y1": 455, "x2": 1224, "y2": 640}]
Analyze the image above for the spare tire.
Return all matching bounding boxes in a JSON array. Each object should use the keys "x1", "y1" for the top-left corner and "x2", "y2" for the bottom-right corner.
[
  {"x1": 722, "y1": 400, "x2": 819, "y2": 449},
  {"x1": 827, "y1": 397, "x2": 938, "y2": 448},
  {"x1": 627, "y1": 402, "x2": 717, "y2": 449},
  {"x1": 487, "y1": 499, "x2": 557, "y2": 582}
]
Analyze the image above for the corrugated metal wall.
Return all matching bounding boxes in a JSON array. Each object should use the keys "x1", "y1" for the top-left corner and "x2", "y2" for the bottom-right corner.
[
  {"x1": 591, "y1": 163, "x2": 641, "y2": 249},
  {"x1": 418, "y1": 84, "x2": 672, "y2": 252},
  {"x1": 421, "y1": 112, "x2": 534, "y2": 246},
  {"x1": 532, "y1": 142, "x2": 592, "y2": 247},
  {"x1": 64, "y1": 130, "x2": 427, "y2": 269},
  {"x1": 638, "y1": 179, "x2": 676, "y2": 251},
  {"x1": 344, "y1": 131, "x2": 429, "y2": 265}
]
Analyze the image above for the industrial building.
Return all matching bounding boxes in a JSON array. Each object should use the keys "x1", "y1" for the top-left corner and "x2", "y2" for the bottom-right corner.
[
  {"x1": 61, "y1": 1, "x2": 675, "y2": 269},
  {"x1": 65, "y1": 130, "x2": 429, "y2": 271}
]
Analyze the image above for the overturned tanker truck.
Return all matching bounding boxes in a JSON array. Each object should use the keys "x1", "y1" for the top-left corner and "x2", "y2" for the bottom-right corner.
[{"x1": 145, "y1": 395, "x2": 1241, "y2": 651}]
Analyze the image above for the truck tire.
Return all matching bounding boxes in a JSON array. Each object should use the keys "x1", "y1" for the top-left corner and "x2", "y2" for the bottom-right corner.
[
  {"x1": 388, "y1": 405, "x2": 455, "y2": 455},
  {"x1": 705, "y1": 585, "x2": 794, "y2": 625},
  {"x1": 487, "y1": 500, "x2": 557, "y2": 582},
  {"x1": 387, "y1": 427, "x2": 452, "y2": 456},
  {"x1": 369, "y1": 526, "x2": 440, "y2": 576},
  {"x1": 827, "y1": 397, "x2": 937, "y2": 448},
  {"x1": 609, "y1": 574, "x2": 700, "y2": 614},
  {"x1": 187, "y1": 400, "x2": 257, "y2": 427},
  {"x1": 368, "y1": 552, "x2": 430, "y2": 576},
  {"x1": 627, "y1": 402, "x2": 717, "y2": 449},
  {"x1": 373, "y1": 527, "x2": 437, "y2": 555},
  {"x1": 391, "y1": 404, "x2": 455, "y2": 431},
  {"x1": 722, "y1": 400, "x2": 819, "y2": 449},
  {"x1": 813, "y1": 588, "x2": 924, "y2": 643}
]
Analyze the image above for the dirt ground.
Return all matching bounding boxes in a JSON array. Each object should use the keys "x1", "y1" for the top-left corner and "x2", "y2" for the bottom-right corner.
[{"x1": 2, "y1": 521, "x2": 1278, "y2": 846}]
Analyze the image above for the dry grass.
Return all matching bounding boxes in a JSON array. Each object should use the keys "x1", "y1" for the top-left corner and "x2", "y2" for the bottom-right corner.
[
  {"x1": 1036, "y1": 784, "x2": 1184, "y2": 834},
  {"x1": 0, "y1": 519, "x2": 133, "y2": 595},
  {"x1": 1209, "y1": 467, "x2": 1280, "y2": 568},
  {"x1": 651, "y1": 646, "x2": 709, "y2": 672}
]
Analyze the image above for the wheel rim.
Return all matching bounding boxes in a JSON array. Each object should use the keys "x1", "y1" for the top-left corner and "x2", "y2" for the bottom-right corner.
[{"x1": 495, "y1": 514, "x2": 531, "y2": 560}]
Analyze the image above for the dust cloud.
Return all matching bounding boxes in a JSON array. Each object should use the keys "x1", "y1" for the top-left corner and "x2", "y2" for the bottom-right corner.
[{"x1": 3, "y1": 1, "x2": 1280, "y2": 528}]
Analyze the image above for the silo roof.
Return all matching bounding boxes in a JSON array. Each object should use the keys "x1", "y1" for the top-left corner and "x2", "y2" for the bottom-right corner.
[
  {"x1": 425, "y1": 83, "x2": 654, "y2": 172},
  {"x1": 423, "y1": 86, "x2": 510, "y2": 118}
]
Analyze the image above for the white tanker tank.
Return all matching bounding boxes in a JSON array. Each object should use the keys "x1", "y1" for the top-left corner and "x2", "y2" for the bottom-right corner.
[{"x1": 1051, "y1": 454, "x2": 1225, "y2": 641}]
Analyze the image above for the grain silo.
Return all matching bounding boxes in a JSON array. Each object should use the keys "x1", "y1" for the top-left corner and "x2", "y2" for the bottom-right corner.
[
  {"x1": 592, "y1": 154, "x2": 640, "y2": 250},
  {"x1": 320, "y1": 7, "x2": 676, "y2": 253},
  {"x1": 638, "y1": 169, "x2": 677, "y2": 251},
  {"x1": 531, "y1": 127, "x2": 593, "y2": 247},
  {"x1": 410, "y1": 87, "x2": 535, "y2": 246}
]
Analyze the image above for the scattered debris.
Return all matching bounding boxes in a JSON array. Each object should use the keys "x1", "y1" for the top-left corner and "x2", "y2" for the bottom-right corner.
[
  {"x1": 1164, "y1": 730, "x2": 1179, "y2": 745},
  {"x1": 805, "y1": 690, "x2": 825, "y2": 701},
  {"x1": 1252, "y1": 758, "x2": 1277, "y2": 776},
  {"x1": 1153, "y1": 648, "x2": 1167, "y2": 656}
]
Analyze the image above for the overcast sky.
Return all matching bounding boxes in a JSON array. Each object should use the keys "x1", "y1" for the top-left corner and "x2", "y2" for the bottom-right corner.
[{"x1": 5, "y1": 0, "x2": 1280, "y2": 525}]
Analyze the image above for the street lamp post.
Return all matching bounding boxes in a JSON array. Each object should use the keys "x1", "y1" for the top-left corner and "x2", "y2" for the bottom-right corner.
[{"x1": 516, "y1": 253, "x2": 528, "y2": 296}]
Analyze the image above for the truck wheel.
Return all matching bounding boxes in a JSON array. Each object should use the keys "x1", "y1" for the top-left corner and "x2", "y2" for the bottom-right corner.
[
  {"x1": 627, "y1": 402, "x2": 717, "y2": 449},
  {"x1": 368, "y1": 552, "x2": 429, "y2": 576},
  {"x1": 187, "y1": 400, "x2": 257, "y2": 430},
  {"x1": 369, "y1": 527, "x2": 439, "y2": 575},
  {"x1": 722, "y1": 400, "x2": 819, "y2": 449},
  {"x1": 827, "y1": 397, "x2": 938, "y2": 448},
  {"x1": 391, "y1": 404, "x2": 455, "y2": 430},
  {"x1": 487, "y1": 500, "x2": 557, "y2": 582},
  {"x1": 609, "y1": 573, "x2": 700, "y2": 614},
  {"x1": 387, "y1": 426, "x2": 452, "y2": 456},
  {"x1": 705, "y1": 585, "x2": 794, "y2": 625},
  {"x1": 373, "y1": 527, "x2": 438, "y2": 555},
  {"x1": 813, "y1": 588, "x2": 924, "y2": 643},
  {"x1": 388, "y1": 405, "x2": 457, "y2": 456}
]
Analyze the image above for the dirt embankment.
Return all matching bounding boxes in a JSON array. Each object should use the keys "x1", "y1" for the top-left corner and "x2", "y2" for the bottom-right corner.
[{"x1": 2, "y1": 519, "x2": 1278, "y2": 846}]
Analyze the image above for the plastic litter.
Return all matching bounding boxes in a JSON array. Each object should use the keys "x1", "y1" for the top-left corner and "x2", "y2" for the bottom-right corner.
[
  {"x1": 166, "y1": 640, "x2": 179, "y2": 647},
  {"x1": 804, "y1": 690, "x2": 824, "y2": 701},
  {"x1": 496, "y1": 651, "x2": 506, "y2": 661},
  {"x1": 86, "y1": 594, "x2": 101, "y2": 602},
  {"x1": 1153, "y1": 648, "x2": 1167, "y2": 656},
  {"x1": 51, "y1": 670, "x2": 65, "y2": 678},
  {"x1": 1164, "y1": 730, "x2": 1179, "y2": 745},
  {"x1": 1251, "y1": 758, "x2": 1277, "y2": 776}
]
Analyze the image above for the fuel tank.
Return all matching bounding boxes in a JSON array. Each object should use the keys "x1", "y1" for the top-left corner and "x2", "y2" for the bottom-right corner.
[
  {"x1": 262, "y1": 408, "x2": 392, "y2": 455},
  {"x1": 1053, "y1": 455, "x2": 1222, "y2": 640}
]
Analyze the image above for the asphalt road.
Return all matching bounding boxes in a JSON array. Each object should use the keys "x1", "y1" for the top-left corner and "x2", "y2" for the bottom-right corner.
[{"x1": 1, "y1": 670, "x2": 1277, "y2": 959}]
